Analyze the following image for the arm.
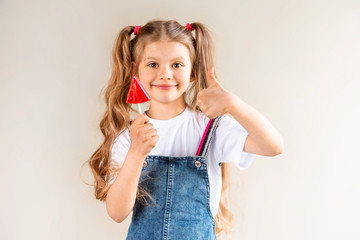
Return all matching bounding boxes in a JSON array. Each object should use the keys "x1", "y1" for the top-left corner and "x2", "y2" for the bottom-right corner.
[
  {"x1": 106, "y1": 114, "x2": 158, "y2": 223},
  {"x1": 196, "y1": 67, "x2": 284, "y2": 157},
  {"x1": 226, "y1": 96, "x2": 284, "y2": 156},
  {"x1": 106, "y1": 151, "x2": 146, "y2": 223}
]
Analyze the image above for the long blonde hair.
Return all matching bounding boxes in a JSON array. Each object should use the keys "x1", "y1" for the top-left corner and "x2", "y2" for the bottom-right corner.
[{"x1": 88, "y1": 20, "x2": 234, "y2": 238}]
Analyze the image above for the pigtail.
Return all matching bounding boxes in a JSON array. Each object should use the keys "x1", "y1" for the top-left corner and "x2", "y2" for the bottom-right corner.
[
  {"x1": 106, "y1": 25, "x2": 135, "y2": 130},
  {"x1": 215, "y1": 163, "x2": 234, "y2": 239},
  {"x1": 187, "y1": 22, "x2": 215, "y2": 110},
  {"x1": 87, "y1": 26, "x2": 136, "y2": 201},
  {"x1": 188, "y1": 22, "x2": 234, "y2": 239}
]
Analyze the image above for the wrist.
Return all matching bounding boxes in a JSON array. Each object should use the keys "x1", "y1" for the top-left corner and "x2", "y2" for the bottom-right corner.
[
  {"x1": 225, "y1": 92, "x2": 243, "y2": 114},
  {"x1": 127, "y1": 147, "x2": 148, "y2": 163}
]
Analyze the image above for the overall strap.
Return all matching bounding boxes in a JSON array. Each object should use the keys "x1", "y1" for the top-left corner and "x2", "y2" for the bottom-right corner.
[{"x1": 196, "y1": 115, "x2": 224, "y2": 157}]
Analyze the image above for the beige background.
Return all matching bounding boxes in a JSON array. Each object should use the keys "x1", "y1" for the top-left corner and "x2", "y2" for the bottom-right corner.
[{"x1": 1, "y1": 0, "x2": 359, "y2": 239}]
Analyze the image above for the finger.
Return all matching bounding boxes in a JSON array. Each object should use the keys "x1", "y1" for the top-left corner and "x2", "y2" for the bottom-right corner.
[
  {"x1": 133, "y1": 113, "x2": 150, "y2": 125},
  {"x1": 150, "y1": 135, "x2": 159, "y2": 147},
  {"x1": 196, "y1": 91, "x2": 204, "y2": 106},
  {"x1": 144, "y1": 126, "x2": 157, "y2": 137},
  {"x1": 144, "y1": 130, "x2": 157, "y2": 140},
  {"x1": 195, "y1": 99, "x2": 202, "y2": 111},
  {"x1": 141, "y1": 122, "x2": 154, "y2": 130},
  {"x1": 149, "y1": 128, "x2": 158, "y2": 137},
  {"x1": 207, "y1": 66, "x2": 219, "y2": 87},
  {"x1": 138, "y1": 123, "x2": 155, "y2": 133}
]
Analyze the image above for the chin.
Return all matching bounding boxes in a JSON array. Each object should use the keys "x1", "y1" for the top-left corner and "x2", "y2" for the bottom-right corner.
[{"x1": 153, "y1": 96, "x2": 184, "y2": 105}]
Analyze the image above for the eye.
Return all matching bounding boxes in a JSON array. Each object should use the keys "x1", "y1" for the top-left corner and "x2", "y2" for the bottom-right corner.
[
  {"x1": 172, "y1": 63, "x2": 183, "y2": 68},
  {"x1": 148, "y1": 62, "x2": 158, "y2": 68}
]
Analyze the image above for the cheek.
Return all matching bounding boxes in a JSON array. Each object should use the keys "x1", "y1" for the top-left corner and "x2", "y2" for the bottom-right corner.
[
  {"x1": 178, "y1": 70, "x2": 192, "y2": 83},
  {"x1": 138, "y1": 69, "x2": 153, "y2": 83}
]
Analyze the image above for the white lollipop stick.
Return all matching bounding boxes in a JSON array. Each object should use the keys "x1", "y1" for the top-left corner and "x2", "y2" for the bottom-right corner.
[{"x1": 137, "y1": 104, "x2": 142, "y2": 114}]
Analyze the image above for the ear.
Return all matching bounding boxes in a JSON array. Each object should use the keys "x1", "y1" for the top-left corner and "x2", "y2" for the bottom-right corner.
[
  {"x1": 190, "y1": 71, "x2": 195, "y2": 82},
  {"x1": 131, "y1": 61, "x2": 137, "y2": 76}
]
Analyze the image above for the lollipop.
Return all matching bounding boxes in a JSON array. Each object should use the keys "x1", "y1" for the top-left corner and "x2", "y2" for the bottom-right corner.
[{"x1": 126, "y1": 75, "x2": 151, "y2": 114}]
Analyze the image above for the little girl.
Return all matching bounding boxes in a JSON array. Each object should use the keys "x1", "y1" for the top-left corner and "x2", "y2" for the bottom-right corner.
[{"x1": 88, "y1": 20, "x2": 284, "y2": 240}]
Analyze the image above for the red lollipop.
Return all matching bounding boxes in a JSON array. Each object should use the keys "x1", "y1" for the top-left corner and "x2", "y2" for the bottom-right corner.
[{"x1": 126, "y1": 75, "x2": 150, "y2": 114}]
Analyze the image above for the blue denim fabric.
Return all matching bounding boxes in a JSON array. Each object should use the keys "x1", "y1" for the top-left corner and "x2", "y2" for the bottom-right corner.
[{"x1": 126, "y1": 155, "x2": 216, "y2": 240}]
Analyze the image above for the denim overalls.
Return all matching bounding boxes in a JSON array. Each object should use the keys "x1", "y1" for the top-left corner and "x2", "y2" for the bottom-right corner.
[{"x1": 126, "y1": 116, "x2": 223, "y2": 240}]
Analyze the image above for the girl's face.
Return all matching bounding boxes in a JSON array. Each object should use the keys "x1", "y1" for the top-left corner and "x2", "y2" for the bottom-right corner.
[{"x1": 135, "y1": 40, "x2": 194, "y2": 109}]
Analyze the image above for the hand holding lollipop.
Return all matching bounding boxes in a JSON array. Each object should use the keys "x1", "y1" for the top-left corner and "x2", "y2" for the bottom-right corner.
[{"x1": 126, "y1": 75, "x2": 157, "y2": 156}]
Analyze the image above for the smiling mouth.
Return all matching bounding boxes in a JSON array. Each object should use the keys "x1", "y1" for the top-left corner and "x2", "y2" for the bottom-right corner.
[{"x1": 152, "y1": 84, "x2": 177, "y2": 90}]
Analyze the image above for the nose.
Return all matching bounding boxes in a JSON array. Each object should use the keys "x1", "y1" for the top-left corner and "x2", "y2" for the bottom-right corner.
[{"x1": 159, "y1": 65, "x2": 172, "y2": 80}]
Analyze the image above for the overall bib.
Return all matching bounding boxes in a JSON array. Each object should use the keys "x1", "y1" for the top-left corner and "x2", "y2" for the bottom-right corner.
[{"x1": 126, "y1": 116, "x2": 223, "y2": 240}]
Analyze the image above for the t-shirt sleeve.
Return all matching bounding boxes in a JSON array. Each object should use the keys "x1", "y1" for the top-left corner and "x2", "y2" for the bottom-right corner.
[
  {"x1": 214, "y1": 115, "x2": 255, "y2": 170},
  {"x1": 109, "y1": 129, "x2": 131, "y2": 184}
]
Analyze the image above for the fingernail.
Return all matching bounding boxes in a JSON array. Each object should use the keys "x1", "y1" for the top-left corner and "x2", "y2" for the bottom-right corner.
[{"x1": 208, "y1": 67, "x2": 213, "y2": 74}]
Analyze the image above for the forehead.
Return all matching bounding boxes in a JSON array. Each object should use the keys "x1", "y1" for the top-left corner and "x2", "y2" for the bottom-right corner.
[{"x1": 141, "y1": 40, "x2": 191, "y2": 61}]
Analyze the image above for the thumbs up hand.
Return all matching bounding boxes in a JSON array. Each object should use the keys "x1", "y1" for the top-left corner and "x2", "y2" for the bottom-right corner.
[{"x1": 196, "y1": 67, "x2": 240, "y2": 118}]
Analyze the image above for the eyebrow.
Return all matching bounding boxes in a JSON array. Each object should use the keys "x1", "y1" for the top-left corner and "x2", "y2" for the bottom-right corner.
[{"x1": 143, "y1": 57, "x2": 186, "y2": 61}]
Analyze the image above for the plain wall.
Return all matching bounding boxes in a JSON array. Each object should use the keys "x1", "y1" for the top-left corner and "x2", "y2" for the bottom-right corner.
[{"x1": 1, "y1": 0, "x2": 359, "y2": 239}]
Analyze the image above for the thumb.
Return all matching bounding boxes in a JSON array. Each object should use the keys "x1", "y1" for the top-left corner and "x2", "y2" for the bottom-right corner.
[
  {"x1": 133, "y1": 113, "x2": 150, "y2": 125},
  {"x1": 207, "y1": 66, "x2": 218, "y2": 86}
]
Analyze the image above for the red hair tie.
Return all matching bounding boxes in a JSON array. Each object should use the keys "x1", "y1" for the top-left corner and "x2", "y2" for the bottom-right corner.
[
  {"x1": 186, "y1": 23, "x2": 194, "y2": 31},
  {"x1": 134, "y1": 25, "x2": 141, "y2": 35}
]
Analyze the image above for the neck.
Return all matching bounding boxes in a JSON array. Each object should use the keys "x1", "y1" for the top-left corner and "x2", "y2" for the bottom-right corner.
[{"x1": 146, "y1": 101, "x2": 187, "y2": 120}]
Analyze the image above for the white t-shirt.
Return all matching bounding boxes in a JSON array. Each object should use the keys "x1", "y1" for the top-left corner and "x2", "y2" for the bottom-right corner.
[{"x1": 111, "y1": 107, "x2": 255, "y2": 218}]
